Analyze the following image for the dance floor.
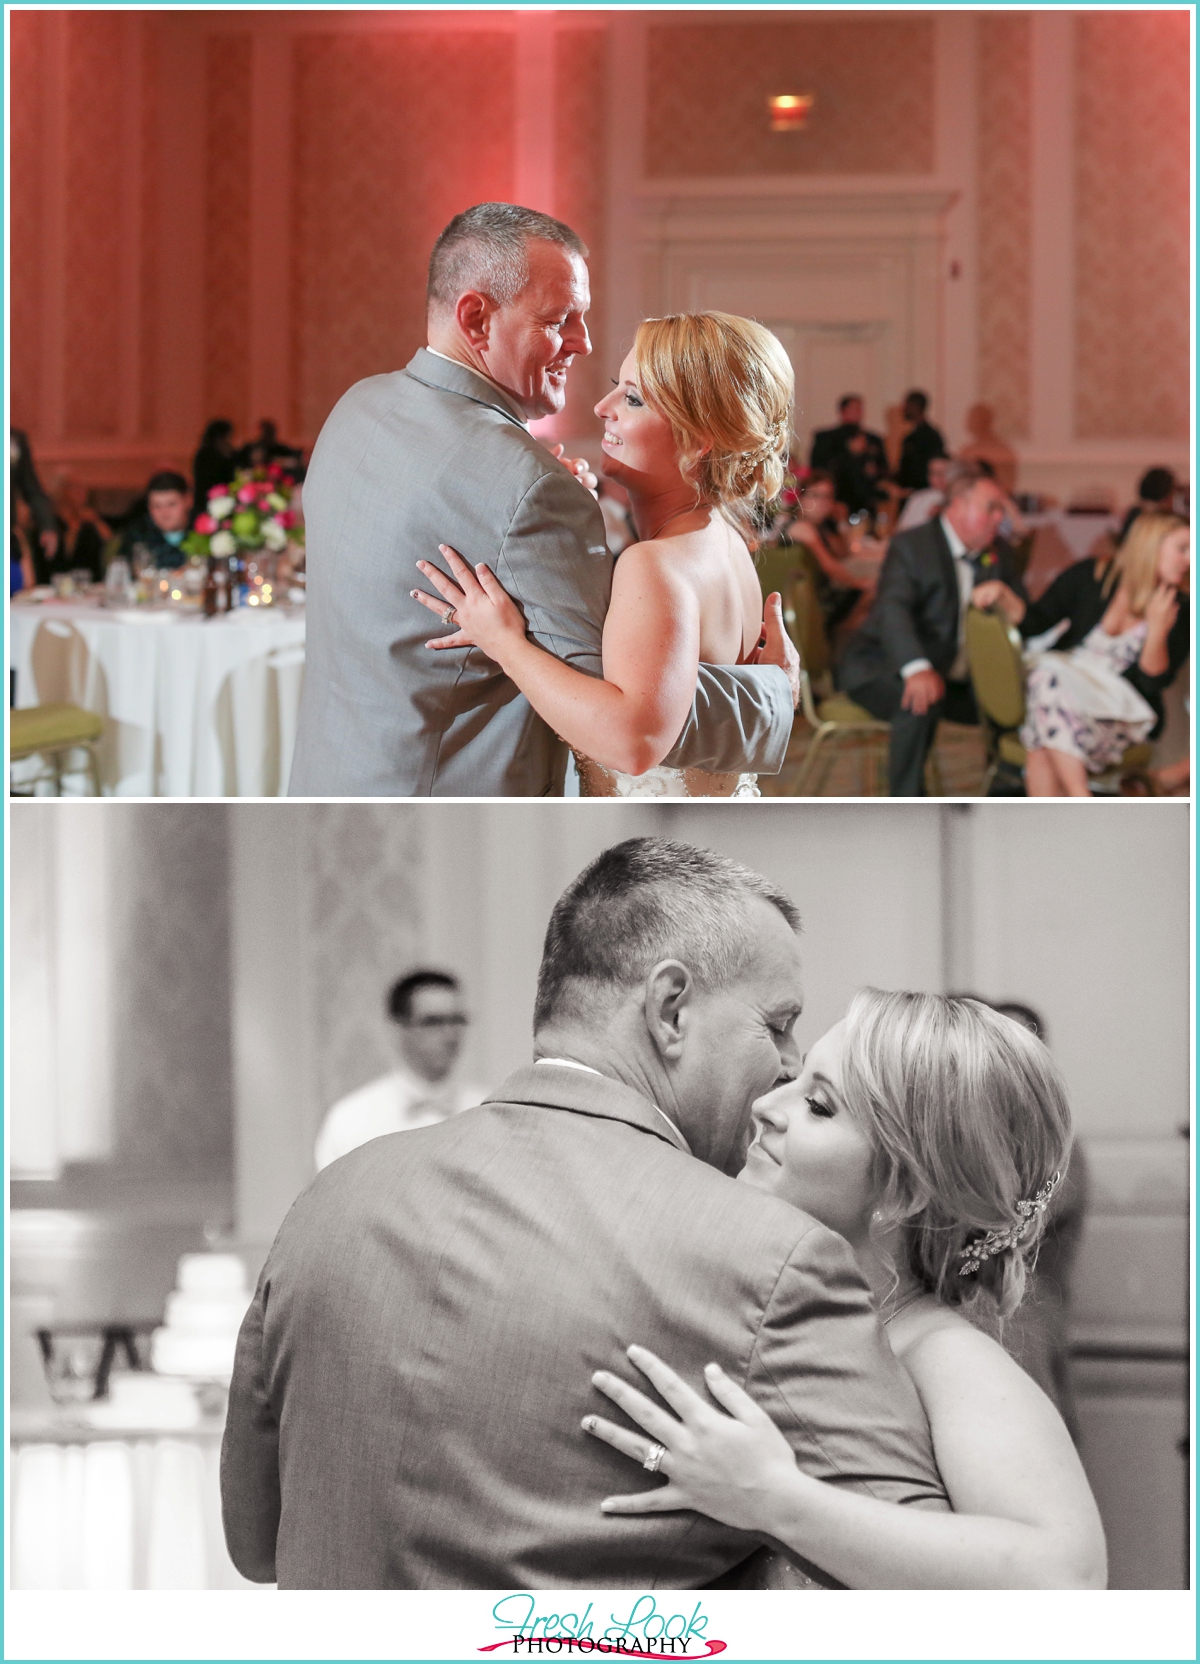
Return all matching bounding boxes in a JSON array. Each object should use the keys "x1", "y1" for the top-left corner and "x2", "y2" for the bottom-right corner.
[{"x1": 760, "y1": 720, "x2": 989, "y2": 798}]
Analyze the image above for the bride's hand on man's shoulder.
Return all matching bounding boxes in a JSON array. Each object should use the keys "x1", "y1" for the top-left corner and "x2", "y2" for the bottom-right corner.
[
  {"x1": 582, "y1": 1343, "x2": 802, "y2": 1532},
  {"x1": 548, "y1": 443, "x2": 599, "y2": 497},
  {"x1": 411, "y1": 544, "x2": 528, "y2": 660}
]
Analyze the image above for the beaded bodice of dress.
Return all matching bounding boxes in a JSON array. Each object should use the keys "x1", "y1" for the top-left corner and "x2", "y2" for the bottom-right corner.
[{"x1": 571, "y1": 754, "x2": 761, "y2": 799}]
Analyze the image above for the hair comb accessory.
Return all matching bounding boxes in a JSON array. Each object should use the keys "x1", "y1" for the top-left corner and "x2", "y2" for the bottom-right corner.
[{"x1": 958, "y1": 1172, "x2": 1062, "y2": 1276}]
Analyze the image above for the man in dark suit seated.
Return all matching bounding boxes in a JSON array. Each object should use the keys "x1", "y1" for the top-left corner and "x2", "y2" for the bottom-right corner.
[
  {"x1": 808, "y1": 395, "x2": 887, "y2": 516},
  {"x1": 895, "y1": 389, "x2": 948, "y2": 493},
  {"x1": 838, "y1": 460, "x2": 1026, "y2": 796}
]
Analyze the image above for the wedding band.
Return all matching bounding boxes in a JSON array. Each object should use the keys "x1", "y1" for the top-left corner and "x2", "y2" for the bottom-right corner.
[
  {"x1": 441, "y1": 606, "x2": 457, "y2": 626},
  {"x1": 642, "y1": 1442, "x2": 667, "y2": 1474}
]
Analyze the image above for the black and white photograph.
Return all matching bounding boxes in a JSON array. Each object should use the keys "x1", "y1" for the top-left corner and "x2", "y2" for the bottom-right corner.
[
  {"x1": 4, "y1": 5, "x2": 1194, "y2": 1663},
  {"x1": 6, "y1": 8, "x2": 1189, "y2": 803},
  {"x1": 7, "y1": 802, "x2": 1189, "y2": 1636}
]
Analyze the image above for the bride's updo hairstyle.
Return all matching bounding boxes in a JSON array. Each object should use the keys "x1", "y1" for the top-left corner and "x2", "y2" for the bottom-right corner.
[
  {"x1": 839, "y1": 989, "x2": 1072, "y2": 1318},
  {"x1": 632, "y1": 312, "x2": 794, "y2": 525}
]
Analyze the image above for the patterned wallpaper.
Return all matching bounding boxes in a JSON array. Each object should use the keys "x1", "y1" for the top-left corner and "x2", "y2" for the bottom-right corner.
[
  {"x1": 8, "y1": 13, "x2": 43, "y2": 433},
  {"x1": 645, "y1": 18, "x2": 935, "y2": 178},
  {"x1": 9, "y1": 13, "x2": 1189, "y2": 470},
  {"x1": 290, "y1": 30, "x2": 516, "y2": 441},
  {"x1": 1074, "y1": 11, "x2": 1189, "y2": 441},
  {"x1": 109, "y1": 806, "x2": 233, "y2": 1182},
  {"x1": 204, "y1": 34, "x2": 252, "y2": 436},
  {"x1": 976, "y1": 14, "x2": 1032, "y2": 442},
  {"x1": 555, "y1": 26, "x2": 609, "y2": 428},
  {"x1": 302, "y1": 805, "x2": 423, "y2": 1115},
  {"x1": 62, "y1": 13, "x2": 125, "y2": 440}
]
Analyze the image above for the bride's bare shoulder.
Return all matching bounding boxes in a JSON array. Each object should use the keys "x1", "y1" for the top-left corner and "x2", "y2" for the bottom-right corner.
[
  {"x1": 611, "y1": 535, "x2": 695, "y2": 590},
  {"x1": 888, "y1": 1297, "x2": 995, "y2": 1362}
]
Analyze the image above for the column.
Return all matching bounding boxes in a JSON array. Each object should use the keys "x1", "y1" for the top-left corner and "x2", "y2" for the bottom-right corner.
[
  {"x1": 934, "y1": 12, "x2": 979, "y2": 450},
  {"x1": 248, "y1": 23, "x2": 295, "y2": 427},
  {"x1": 228, "y1": 804, "x2": 318, "y2": 1251},
  {"x1": 1028, "y1": 12, "x2": 1075, "y2": 453},
  {"x1": 154, "y1": 13, "x2": 206, "y2": 453},
  {"x1": 514, "y1": 12, "x2": 556, "y2": 214}
]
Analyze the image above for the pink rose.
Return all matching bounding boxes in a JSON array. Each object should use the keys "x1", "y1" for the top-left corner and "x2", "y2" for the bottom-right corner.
[
  {"x1": 194, "y1": 512, "x2": 217, "y2": 534},
  {"x1": 237, "y1": 485, "x2": 256, "y2": 504}
]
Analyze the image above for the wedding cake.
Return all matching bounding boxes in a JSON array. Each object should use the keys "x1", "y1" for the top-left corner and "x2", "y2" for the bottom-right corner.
[{"x1": 151, "y1": 1252, "x2": 250, "y2": 1382}]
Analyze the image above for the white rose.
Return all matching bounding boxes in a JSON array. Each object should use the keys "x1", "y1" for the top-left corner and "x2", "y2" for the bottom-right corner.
[
  {"x1": 207, "y1": 495, "x2": 235, "y2": 519},
  {"x1": 210, "y1": 530, "x2": 236, "y2": 557},
  {"x1": 262, "y1": 519, "x2": 288, "y2": 551}
]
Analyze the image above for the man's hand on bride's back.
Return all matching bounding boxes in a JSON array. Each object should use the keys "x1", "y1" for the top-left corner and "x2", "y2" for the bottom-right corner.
[{"x1": 749, "y1": 593, "x2": 801, "y2": 709}]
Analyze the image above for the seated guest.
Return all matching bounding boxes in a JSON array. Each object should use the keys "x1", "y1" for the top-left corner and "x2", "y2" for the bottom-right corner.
[
  {"x1": 314, "y1": 969, "x2": 487, "y2": 1171},
  {"x1": 895, "y1": 454, "x2": 950, "y2": 531},
  {"x1": 895, "y1": 389, "x2": 948, "y2": 493},
  {"x1": 776, "y1": 470, "x2": 874, "y2": 639},
  {"x1": 809, "y1": 394, "x2": 887, "y2": 516},
  {"x1": 10, "y1": 497, "x2": 37, "y2": 595},
  {"x1": 838, "y1": 461, "x2": 1026, "y2": 796},
  {"x1": 193, "y1": 419, "x2": 238, "y2": 515},
  {"x1": 974, "y1": 514, "x2": 1190, "y2": 797},
  {"x1": 1116, "y1": 466, "x2": 1178, "y2": 545},
  {"x1": 115, "y1": 471, "x2": 194, "y2": 570},
  {"x1": 11, "y1": 427, "x2": 58, "y2": 581},
  {"x1": 50, "y1": 477, "x2": 111, "y2": 583}
]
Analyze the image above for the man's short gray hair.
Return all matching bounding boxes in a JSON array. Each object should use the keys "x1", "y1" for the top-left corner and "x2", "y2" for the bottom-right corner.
[
  {"x1": 427, "y1": 202, "x2": 588, "y2": 313},
  {"x1": 534, "y1": 837, "x2": 801, "y2": 1030}
]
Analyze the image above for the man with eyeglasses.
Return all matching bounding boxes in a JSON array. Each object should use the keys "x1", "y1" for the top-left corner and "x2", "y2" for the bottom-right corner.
[{"x1": 314, "y1": 970, "x2": 485, "y2": 1171}]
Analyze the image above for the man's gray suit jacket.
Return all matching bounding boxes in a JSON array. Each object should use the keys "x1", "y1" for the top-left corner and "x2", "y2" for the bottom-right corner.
[
  {"x1": 287, "y1": 350, "x2": 793, "y2": 796},
  {"x1": 221, "y1": 1063, "x2": 948, "y2": 1589}
]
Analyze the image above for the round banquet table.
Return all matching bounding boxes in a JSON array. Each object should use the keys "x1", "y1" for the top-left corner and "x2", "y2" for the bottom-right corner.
[{"x1": 10, "y1": 595, "x2": 306, "y2": 797}]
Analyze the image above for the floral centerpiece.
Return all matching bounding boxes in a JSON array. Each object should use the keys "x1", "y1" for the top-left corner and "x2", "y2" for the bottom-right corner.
[{"x1": 183, "y1": 465, "x2": 303, "y2": 598}]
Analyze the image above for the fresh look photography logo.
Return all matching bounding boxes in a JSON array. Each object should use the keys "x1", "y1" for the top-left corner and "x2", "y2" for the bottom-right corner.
[{"x1": 478, "y1": 1595, "x2": 728, "y2": 1659}]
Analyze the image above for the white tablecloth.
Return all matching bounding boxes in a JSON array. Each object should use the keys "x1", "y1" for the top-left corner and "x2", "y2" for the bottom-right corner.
[
  {"x1": 10, "y1": 1423, "x2": 255, "y2": 1589},
  {"x1": 10, "y1": 599, "x2": 306, "y2": 796},
  {"x1": 1025, "y1": 511, "x2": 1117, "y2": 561}
]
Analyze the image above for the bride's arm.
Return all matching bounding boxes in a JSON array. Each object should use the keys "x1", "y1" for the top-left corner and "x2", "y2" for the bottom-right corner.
[
  {"x1": 586, "y1": 1339, "x2": 1106, "y2": 1590},
  {"x1": 414, "y1": 542, "x2": 703, "y2": 775}
]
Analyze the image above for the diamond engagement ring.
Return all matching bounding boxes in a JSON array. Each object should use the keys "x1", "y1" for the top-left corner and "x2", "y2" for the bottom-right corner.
[
  {"x1": 441, "y1": 606, "x2": 457, "y2": 626},
  {"x1": 642, "y1": 1442, "x2": 667, "y2": 1474}
]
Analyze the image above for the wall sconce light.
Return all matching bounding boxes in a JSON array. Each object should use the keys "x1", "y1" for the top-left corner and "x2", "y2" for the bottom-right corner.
[{"x1": 767, "y1": 94, "x2": 815, "y2": 134}]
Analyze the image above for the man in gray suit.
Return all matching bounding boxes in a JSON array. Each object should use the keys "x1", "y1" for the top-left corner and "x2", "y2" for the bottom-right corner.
[
  {"x1": 222, "y1": 837, "x2": 947, "y2": 1589},
  {"x1": 288, "y1": 204, "x2": 797, "y2": 796}
]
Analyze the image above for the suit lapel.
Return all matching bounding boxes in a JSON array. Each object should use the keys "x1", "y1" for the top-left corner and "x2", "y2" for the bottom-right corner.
[
  {"x1": 404, "y1": 348, "x2": 529, "y2": 433},
  {"x1": 484, "y1": 1063, "x2": 692, "y2": 1155},
  {"x1": 929, "y1": 516, "x2": 959, "y2": 609}
]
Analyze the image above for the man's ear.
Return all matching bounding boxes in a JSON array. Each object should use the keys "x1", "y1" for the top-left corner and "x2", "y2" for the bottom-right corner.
[
  {"x1": 643, "y1": 960, "x2": 692, "y2": 1062},
  {"x1": 455, "y1": 290, "x2": 493, "y2": 351}
]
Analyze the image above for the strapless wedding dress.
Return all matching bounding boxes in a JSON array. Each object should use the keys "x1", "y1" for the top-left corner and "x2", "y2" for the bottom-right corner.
[{"x1": 571, "y1": 754, "x2": 760, "y2": 799}]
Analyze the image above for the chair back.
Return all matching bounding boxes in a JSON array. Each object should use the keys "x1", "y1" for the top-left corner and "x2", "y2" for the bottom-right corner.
[
  {"x1": 755, "y1": 545, "x2": 825, "y2": 726},
  {"x1": 965, "y1": 606, "x2": 1026, "y2": 730},
  {"x1": 30, "y1": 620, "x2": 95, "y2": 709},
  {"x1": 786, "y1": 548, "x2": 833, "y2": 686}
]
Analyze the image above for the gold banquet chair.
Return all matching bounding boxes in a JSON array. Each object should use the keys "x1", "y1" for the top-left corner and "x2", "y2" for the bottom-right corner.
[
  {"x1": 10, "y1": 703, "x2": 104, "y2": 796},
  {"x1": 782, "y1": 555, "x2": 942, "y2": 797},
  {"x1": 964, "y1": 606, "x2": 1153, "y2": 796}
]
